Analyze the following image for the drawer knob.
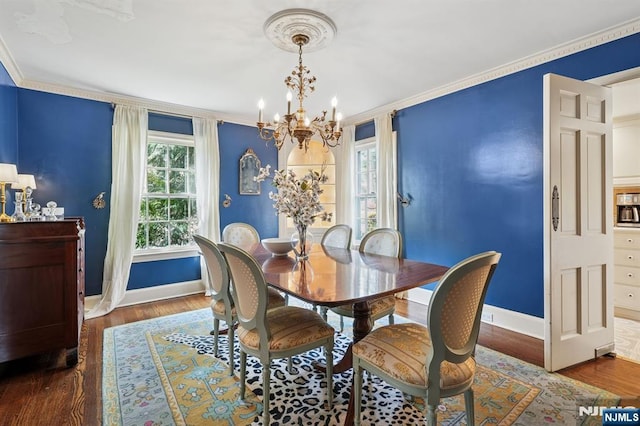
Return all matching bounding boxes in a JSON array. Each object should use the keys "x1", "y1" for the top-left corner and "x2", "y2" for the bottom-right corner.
[
  {"x1": 628, "y1": 255, "x2": 634, "y2": 260},
  {"x1": 629, "y1": 273, "x2": 635, "y2": 278},
  {"x1": 629, "y1": 293, "x2": 634, "y2": 298},
  {"x1": 628, "y1": 238, "x2": 634, "y2": 243}
]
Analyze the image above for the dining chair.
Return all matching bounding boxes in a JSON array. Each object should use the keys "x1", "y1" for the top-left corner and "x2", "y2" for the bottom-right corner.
[
  {"x1": 217, "y1": 242, "x2": 335, "y2": 426},
  {"x1": 321, "y1": 224, "x2": 353, "y2": 249},
  {"x1": 328, "y1": 228, "x2": 402, "y2": 331},
  {"x1": 352, "y1": 251, "x2": 502, "y2": 426},
  {"x1": 222, "y1": 222, "x2": 261, "y2": 251},
  {"x1": 193, "y1": 234, "x2": 286, "y2": 376}
]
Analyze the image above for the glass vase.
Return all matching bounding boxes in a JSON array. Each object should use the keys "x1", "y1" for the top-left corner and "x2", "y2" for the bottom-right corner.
[
  {"x1": 290, "y1": 224, "x2": 314, "y2": 260},
  {"x1": 12, "y1": 192, "x2": 26, "y2": 222}
]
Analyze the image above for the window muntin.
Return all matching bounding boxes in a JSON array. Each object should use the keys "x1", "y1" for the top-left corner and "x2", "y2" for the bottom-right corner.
[
  {"x1": 136, "y1": 132, "x2": 197, "y2": 253},
  {"x1": 285, "y1": 140, "x2": 336, "y2": 231},
  {"x1": 354, "y1": 137, "x2": 377, "y2": 241}
]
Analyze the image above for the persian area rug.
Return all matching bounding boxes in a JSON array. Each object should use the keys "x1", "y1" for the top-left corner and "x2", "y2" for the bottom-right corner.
[{"x1": 103, "y1": 302, "x2": 619, "y2": 425}]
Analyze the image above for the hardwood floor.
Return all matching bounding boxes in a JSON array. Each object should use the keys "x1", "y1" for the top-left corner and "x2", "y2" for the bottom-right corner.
[{"x1": 1, "y1": 294, "x2": 639, "y2": 425}]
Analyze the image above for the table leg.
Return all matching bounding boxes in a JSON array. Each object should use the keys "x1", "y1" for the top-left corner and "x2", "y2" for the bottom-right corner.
[{"x1": 343, "y1": 301, "x2": 372, "y2": 425}]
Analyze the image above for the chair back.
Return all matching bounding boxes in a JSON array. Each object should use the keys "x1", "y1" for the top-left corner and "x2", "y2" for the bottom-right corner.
[
  {"x1": 222, "y1": 222, "x2": 260, "y2": 252},
  {"x1": 426, "y1": 251, "x2": 501, "y2": 378},
  {"x1": 359, "y1": 228, "x2": 402, "y2": 258},
  {"x1": 321, "y1": 224, "x2": 352, "y2": 249},
  {"x1": 193, "y1": 234, "x2": 230, "y2": 303},
  {"x1": 217, "y1": 242, "x2": 270, "y2": 343}
]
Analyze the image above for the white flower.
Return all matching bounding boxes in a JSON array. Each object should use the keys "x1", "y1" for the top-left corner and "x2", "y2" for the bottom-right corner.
[{"x1": 255, "y1": 164, "x2": 333, "y2": 228}]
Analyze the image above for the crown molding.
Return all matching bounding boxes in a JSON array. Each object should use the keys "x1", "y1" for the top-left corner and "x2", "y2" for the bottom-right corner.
[
  {"x1": 0, "y1": 33, "x2": 24, "y2": 85},
  {"x1": 19, "y1": 78, "x2": 256, "y2": 124},
  {"x1": 345, "y1": 17, "x2": 640, "y2": 125},
  {"x1": 2, "y1": 18, "x2": 639, "y2": 127}
]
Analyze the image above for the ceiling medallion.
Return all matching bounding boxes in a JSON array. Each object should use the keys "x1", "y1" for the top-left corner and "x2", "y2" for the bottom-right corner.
[{"x1": 257, "y1": 9, "x2": 342, "y2": 151}]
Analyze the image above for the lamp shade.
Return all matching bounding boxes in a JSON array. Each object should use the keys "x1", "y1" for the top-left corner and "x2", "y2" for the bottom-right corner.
[
  {"x1": 11, "y1": 174, "x2": 37, "y2": 190},
  {"x1": 0, "y1": 163, "x2": 19, "y2": 184}
]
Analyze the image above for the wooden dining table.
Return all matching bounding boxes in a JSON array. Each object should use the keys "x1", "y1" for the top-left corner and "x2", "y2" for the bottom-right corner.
[{"x1": 252, "y1": 243, "x2": 449, "y2": 425}]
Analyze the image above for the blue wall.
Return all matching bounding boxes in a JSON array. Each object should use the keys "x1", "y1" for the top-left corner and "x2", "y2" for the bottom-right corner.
[
  {"x1": 17, "y1": 89, "x2": 113, "y2": 296},
  {"x1": 396, "y1": 32, "x2": 640, "y2": 318},
  {"x1": 218, "y1": 122, "x2": 279, "y2": 238},
  {"x1": 0, "y1": 62, "x2": 17, "y2": 162}
]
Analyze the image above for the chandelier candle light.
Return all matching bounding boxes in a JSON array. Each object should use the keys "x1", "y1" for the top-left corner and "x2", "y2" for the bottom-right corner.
[{"x1": 257, "y1": 10, "x2": 343, "y2": 151}]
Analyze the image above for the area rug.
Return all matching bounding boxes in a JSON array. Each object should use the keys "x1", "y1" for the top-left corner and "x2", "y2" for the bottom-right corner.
[{"x1": 103, "y1": 301, "x2": 619, "y2": 425}]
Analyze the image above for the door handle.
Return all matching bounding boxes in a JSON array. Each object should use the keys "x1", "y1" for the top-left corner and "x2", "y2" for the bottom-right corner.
[{"x1": 552, "y1": 185, "x2": 559, "y2": 231}]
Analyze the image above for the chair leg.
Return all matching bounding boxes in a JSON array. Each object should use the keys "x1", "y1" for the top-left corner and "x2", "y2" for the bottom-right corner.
[
  {"x1": 263, "y1": 359, "x2": 271, "y2": 426},
  {"x1": 320, "y1": 306, "x2": 328, "y2": 321},
  {"x1": 388, "y1": 313, "x2": 394, "y2": 325},
  {"x1": 288, "y1": 356, "x2": 293, "y2": 374},
  {"x1": 353, "y1": 358, "x2": 363, "y2": 426},
  {"x1": 227, "y1": 323, "x2": 234, "y2": 376},
  {"x1": 464, "y1": 388, "x2": 475, "y2": 426},
  {"x1": 240, "y1": 351, "x2": 247, "y2": 399},
  {"x1": 325, "y1": 342, "x2": 333, "y2": 410},
  {"x1": 426, "y1": 404, "x2": 437, "y2": 426},
  {"x1": 339, "y1": 315, "x2": 344, "y2": 332},
  {"x1": 213, "y1": 318, "x2": 220, "y2": 356}
]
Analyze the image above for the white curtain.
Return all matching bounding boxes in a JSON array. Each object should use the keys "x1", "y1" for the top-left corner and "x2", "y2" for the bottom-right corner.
[
  {"x1": 335, "y1": 124, "x2": 355, "y2": 227},
  {"x1": 375, "y1": 113, "x2": 397, "y2": 229},
  {"x1": 193, "y1": 117, "x2": 221, "y2": 295},
  {"x1": 375, "y1": 113, "x2": 405, "y2": 298},
  {"x1": 85, "y1": 105, "x2": 148, "y2": 319}
]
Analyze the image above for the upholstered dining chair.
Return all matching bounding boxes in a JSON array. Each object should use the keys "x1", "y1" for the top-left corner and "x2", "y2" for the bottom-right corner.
[
  {"x1": 352, "y1": 251, "x2": 502, "y2": 426},
  {"x1": 193, "y1": 234, "x2": 286, "y2": 376},
  {"x1": 328, "y1": 228, "x2": 402, "y2": 331},
  {"x1": 218, "y1": 242, "x2": 335, "y2": 426},
  {"x1": 321, "y1": 224, "x2": 353, "y2": 249},
  {"x1": 222, "y1": 222, "x2": 260, "y2": 251}
]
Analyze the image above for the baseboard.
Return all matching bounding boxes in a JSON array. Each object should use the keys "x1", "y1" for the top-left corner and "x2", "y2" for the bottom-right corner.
[
  {"x1": 84, "y1": 280, "x2": 206, "y2": 311},
  {"x1": 407, "y1": 288, "x2": 545, "y2": 340},
  {"x1": 615, "y1": 306, "x2": 640, "y2": 321}
]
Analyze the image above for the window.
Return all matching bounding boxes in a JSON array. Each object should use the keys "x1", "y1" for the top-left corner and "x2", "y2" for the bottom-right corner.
[
  {"x1": 135, "y1": 131, "x2": 197, "y2": 254},
  {"x1": 354, "y1": 137, "x2": 377, "y2": 240},
  {"x1": 284, "y1": 140, "x2": 336, "y2": 233}
]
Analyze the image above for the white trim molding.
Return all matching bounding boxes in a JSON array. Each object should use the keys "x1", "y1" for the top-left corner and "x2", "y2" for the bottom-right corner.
[
  {"x1": 84, "y1": 280, "x2": 207, "y2": 313},
  {"x1": 0, "y1": 33, "x2": 22, "y2": 84},
  {"x1": 1, "y1": 18, "x2": 638, "y2": 128},
  {"x1": 346, "y1": 18, "x2": 640, "y2": 126},
  {"x1": 407, "y1": 287, "x2": 545, "y2": 340}
]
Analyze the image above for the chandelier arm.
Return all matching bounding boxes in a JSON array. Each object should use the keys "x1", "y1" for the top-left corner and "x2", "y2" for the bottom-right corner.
[{"x1": 256, "y1": 26, "x2": 343, "y2": 151}]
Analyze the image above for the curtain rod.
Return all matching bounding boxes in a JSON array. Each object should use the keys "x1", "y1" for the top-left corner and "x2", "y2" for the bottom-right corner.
[{"x1": 110, "y1": 103, "x2": 224, "y2": 124}]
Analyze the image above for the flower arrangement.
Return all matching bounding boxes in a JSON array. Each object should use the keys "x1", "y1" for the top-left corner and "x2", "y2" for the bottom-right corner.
[{"x1": 255, "y1": 164, "x2": 332, "y2": 258}]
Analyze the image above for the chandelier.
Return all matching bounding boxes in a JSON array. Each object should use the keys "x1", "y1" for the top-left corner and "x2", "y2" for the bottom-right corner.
[{"x1": 257, "y1": 10, "x2": 342, "y2": 151}]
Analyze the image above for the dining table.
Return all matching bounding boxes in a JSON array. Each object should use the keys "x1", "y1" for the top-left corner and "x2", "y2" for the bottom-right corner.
[{"x1": 252, "y1": 243, "x2": 450, "y2": 425}]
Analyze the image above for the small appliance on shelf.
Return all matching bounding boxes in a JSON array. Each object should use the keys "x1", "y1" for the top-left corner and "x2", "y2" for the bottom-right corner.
[{"x1": 616, "y1": 193, "x2": 640, "y2": 227}]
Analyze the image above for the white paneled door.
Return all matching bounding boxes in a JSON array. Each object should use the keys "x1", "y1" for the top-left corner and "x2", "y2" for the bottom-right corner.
[{"x1": 543, "y1": 73, "x2": 615, "y2": 372}]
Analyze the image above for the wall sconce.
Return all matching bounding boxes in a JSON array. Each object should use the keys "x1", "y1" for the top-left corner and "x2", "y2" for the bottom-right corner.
[
  {"x1": 222, "y1": 194, "x2": 232, "y2": 208},
  {"x1": 0, "y1": 163, "x2": 19, "y2": 222},
  {"x1": 397, "y1": 192, "x2": 412, "y2": 207}
]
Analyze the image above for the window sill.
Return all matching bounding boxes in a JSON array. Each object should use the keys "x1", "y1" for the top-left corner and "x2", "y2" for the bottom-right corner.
[{"x1": 133, "y1": 247, "x2": 200, "y2": 263}]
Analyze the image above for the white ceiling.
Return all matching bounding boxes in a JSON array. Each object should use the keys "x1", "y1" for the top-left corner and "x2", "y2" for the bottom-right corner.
[{"x1": 1, "y1": 0, "x2": 640, "y2": 124}]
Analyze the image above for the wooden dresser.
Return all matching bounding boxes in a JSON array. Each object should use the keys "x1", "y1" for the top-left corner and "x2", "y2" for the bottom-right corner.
[{"x1": 0, "y1": 218, "x2": 85, "y2": 366}]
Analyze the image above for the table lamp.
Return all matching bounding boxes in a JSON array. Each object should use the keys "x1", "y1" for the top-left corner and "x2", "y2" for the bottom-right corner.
[{"x1": 0, "y1": 163, "x2": 19, "y2": 222}]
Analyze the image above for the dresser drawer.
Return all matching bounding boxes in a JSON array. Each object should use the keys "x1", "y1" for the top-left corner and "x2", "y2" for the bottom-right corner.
[
  {"x1": 615, "y1": 265, "x2": 640, "y2": 285},
  {"x1": 615, "y1": 248, "x2": 640, "y2": 267},
  {"x1": 614, "y1": 283, "x2": 640, "y2": 310},
  {"x1": 614, "y1": 232, "x2": 640, "y2": 249}
]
